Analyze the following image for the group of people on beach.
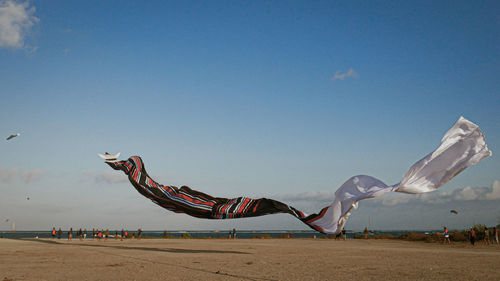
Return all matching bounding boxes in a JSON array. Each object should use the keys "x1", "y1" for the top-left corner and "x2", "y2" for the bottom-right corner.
[
  {"x1": 443, "y1": 226, "x2": 499, "y2": 246},
  {"x1": 467, "y1": 226, "x2": 499, "y2": 246},
  {"x1": 51, "y1": 227, "x2": 141, "y2": 241}
]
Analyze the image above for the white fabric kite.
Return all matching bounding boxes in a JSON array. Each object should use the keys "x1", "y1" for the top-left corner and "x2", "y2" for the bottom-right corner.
[{"x1": 308, "y1": 117, "x2": 491, "y2": 234}]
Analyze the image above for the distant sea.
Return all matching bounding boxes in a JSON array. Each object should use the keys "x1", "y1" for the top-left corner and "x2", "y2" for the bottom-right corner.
[{"x1": 0, "y1": 230, "x2": 434, "y2": 239}]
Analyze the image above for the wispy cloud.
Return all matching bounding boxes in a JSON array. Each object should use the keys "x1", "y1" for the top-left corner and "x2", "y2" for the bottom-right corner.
[
  {"x1": 380, "y1": 195, "x2": 410, "y2": 206},
  {"x1": 331, "y1": 68, "x2": 359, "y2": 81},
  {"x1": 274, "y1": 191, "x2": 335, "y2": 203},
  {"x1": 376, "y1": 181, "x2": 500, "y2": 205},
  {"x1": 22, "y1": 168, "x2": 46, "y2": 183},
  {"x1": 83, "y1": 171, "x2": 128, "y2": 184},
  {"x1": 0, "y1": 167, "x2": 19, "y2": 182},
  {"x1": 36, "y1": 203, "x2": 73, "y2": 214},
  {"x1": 274, "y1": 181, "x2": 500, "y2": 206},
  {"x1": 0, "y1": 0, "x2": 39, "y2": 49},
  {"x1": 0, "y1": 167, "x2": 46, "y2": 183}
]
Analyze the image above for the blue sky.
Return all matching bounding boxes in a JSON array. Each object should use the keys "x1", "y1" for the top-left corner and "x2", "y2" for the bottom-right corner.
[{"x1": 0, "y1": 0, "x2": 498, "y2": 231}]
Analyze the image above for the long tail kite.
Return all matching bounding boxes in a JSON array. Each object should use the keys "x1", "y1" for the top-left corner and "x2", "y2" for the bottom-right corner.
[{"x1": 101, "y1": 117, "x2": 491, "y2": 234}]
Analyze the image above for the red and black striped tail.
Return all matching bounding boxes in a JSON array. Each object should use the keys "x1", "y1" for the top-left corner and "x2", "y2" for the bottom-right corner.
[{"x1": 107, "y1": 156, "x2": 331, "y2": 234}]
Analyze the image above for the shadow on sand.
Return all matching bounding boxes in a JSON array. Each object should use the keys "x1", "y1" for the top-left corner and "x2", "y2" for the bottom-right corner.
[
  {"x1": 21, "y1": 238, "x2": 249, "y2": 254},
  {"x1": 10, "y1": 238, "x2": 278, "y2": 281}
]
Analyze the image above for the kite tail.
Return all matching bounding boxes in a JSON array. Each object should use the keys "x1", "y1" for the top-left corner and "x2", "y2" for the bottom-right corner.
[
  {"x1": 106, "y1": 156, "x2": 337, "y2": 233},
  {"x1": 104, "y1": 117, "x2": 490, "y2": 235}
]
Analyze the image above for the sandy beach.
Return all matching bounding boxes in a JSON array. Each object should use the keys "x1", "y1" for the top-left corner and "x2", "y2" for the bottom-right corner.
[{"x1": 1, "y1": 238, "x2": 499, "y2": 281}]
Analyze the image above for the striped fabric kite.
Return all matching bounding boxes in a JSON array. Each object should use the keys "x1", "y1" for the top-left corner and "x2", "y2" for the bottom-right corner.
[
  {"x1": 106, "y1": 156, "x2": 326, "y2": 232},
  {"x1": 103, "y1": 117, "x2": 491, "y2": 234}
]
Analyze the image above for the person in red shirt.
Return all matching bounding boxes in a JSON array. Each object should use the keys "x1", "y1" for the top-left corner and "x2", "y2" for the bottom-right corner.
[
  {"x1": 443, "y1": 226, "x2": 450, "y2": 244},
  {"x1": 469, "y1": 228, "x2": 476, "y2": 246}
]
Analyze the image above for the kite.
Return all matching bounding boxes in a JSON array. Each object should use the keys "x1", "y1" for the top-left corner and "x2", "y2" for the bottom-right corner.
[
  {"x1": 101, "y1": 117, "x2": 491, "y2": 234},
  {"x1": 6, "y1": 133, "x2": 20, "y2": 140},
  {"x1": 450, "y1": 210, "x2": 458, "y2": 214}
]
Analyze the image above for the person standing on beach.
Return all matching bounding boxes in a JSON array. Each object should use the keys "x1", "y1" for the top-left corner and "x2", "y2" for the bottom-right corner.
[
  {"x1": 83, "y1": 229, "x2": 87, "y2": 240},
  {"x1": 51, "y1": 227, "x2": 56, "y2": 239},
  {"x1": 493, "y1": 227, "x2": 499, "y2": 244},
  {"x1": 483, "y1": 227, "x2": 490, "y2": 245},
  {"x1": 68, "y1": 228, "x2": 73, "y2": 241},
  {"x1": 121, "y1": 229, "x2": 124, "y2": 241},
  {"x1": 364, "y1": 227, "x2": 369, "y2": 239},
  {"x1": 57, "y1": 228, "x2": 62, "y2": 239},
  {"x1": 443, "y1": 227, "x2": 450, "y2": 244},
  {"x1": 469, "y1": 228, "x2": 476, "y2": 246},
  {"x1": 232, "y1": 228, "x2": 237, "y2": 239}
]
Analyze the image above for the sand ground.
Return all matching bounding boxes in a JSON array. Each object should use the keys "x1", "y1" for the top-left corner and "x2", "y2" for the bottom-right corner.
[{"x1": 1, "y1": 238, "x2": 499, "y2": 281}]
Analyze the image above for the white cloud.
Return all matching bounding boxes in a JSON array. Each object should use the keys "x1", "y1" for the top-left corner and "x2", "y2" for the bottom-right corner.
[
  {"x1": 406, "y1": 182, "x2": 499, "y2": 204},
  {"x1": 274, "y1": 181, "x2": 500, "y2": 207},
  {"x1": 417, "y1": 192, "x2": 449, "y2": 204},
  {"x1": 22, "y1": 168, "x2": 46, "y2": 183},
  {"x1": 380, "y1": 193, "x2": 410, "y2": 206},
  {"x1": 274, "y1": 191, "x2": 335, "y2": 203},
  {"x1": 0, "y1": 0, "x2": 39, "y2": 48},
  {"x1": 0, "y1": 167, "x2": 45, "y2": 183},
  {"x1": 331, "y1": 68, "x2": 359, "y2": 81},
  {"x1": 84, "y1": 171, "x2": 129, "y2": 184},
  {"x1": 0, "y1": 167, "x2": 19, "y2": 182},
  {"x1": 485, "y1": 180, "x2": 500, "y2": 200},
  {"x1": 453, "y1": 186, "x2": 481, "y2": 201}
]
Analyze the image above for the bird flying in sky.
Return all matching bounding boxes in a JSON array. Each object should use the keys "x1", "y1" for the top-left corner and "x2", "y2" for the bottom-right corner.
[{"x1": 6, "y1": 133, "x2": 20, "y2": 140}]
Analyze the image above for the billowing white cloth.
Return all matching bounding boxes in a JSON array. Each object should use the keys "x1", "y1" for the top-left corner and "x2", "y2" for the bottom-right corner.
[
  {"x1": 309, "y1": 117, "x2": 491, "y2": 234},
  {"x1": 396, "y1": 117, "x2": 491, "y2": 193}
]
